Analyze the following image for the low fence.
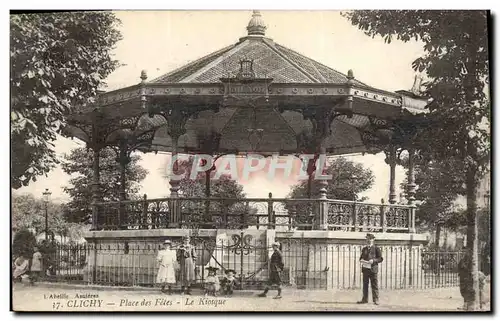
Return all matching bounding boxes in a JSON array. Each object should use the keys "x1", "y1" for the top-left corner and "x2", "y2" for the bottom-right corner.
[
  {"x1": 42, "y1": 241, "x2": 462, "y2": 291},
  {"x1": 94, "y1": 196, "x2": 414, "y2": 232}
]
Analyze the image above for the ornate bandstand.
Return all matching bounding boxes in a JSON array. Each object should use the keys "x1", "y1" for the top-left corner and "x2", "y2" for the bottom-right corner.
[{"x1": 65, "y1": 11, "x2": 431, "y2": 288}]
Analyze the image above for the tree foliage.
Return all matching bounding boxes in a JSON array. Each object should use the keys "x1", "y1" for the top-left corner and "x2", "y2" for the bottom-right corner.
[
  {"x1": 172, "y1": 157, "x2": 245, "y2": 199},
  {"x1": 170, "y1": 157, "x2": 256, "y2": 228},
  {"x1": 11, "y1": 12, "x2": 122, "y2": 189},
  {"x1": 287, "y1": 157, "x2": 374, "y2": 230},
  {"x1": 343, "y1": 10, "x2": 490, "y2": 169},
  {"x1": 401, "y1": 157, "x2": 465, "y2": 229},
  {"x1": 61, "y1": 147, "x2": 148, "y2": 224},
  {"x1": 343, "y1": 10, "x2": 490, "y2": 310},
  {"x1": 12, "y1": 228, "x2": 37, "y2": 257},
  {"x1": 12, "y1": 193, "x2": 79, "y2": 238},
  {"x1": 288, "y1": 157, "x2": 375, "y2": 201}
]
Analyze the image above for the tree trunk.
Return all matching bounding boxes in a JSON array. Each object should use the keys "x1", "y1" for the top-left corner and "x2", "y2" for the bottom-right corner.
[
  {"x1": 435, "y1": 224, "x2": 442, "y2": 249},
  {"x1": 465, "y1": 162, "x2": 480, "y2": 311}
]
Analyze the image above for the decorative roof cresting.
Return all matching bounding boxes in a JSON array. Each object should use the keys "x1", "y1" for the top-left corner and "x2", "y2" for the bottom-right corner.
[{"x1": 247, "y1": 10, "x2": 266, "y2": 36}]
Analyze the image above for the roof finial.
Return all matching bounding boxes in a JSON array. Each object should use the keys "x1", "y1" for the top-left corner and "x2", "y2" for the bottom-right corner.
[
  {"x1": 247, "y1": 10, "x2": 266, "y2": 36},
  {"x1": 140, "y1": 70, "x2": 148, "y2": 83},
  {"x1": 347, "y1": 69, "x2": 355, "y2": 85}
]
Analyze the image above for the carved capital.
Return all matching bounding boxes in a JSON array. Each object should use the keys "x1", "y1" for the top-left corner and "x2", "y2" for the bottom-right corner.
[
  {"x1": 67, "y1": 113, "x2": 142, "y2": 150},
  {"x1": 149, "y1": 104, "x2": 202, "y2": 140}
]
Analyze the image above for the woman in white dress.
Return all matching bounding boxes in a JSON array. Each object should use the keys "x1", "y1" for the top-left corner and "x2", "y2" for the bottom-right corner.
[{"x1": 157, "y1": 240, "x2": 177, "y2": 294}]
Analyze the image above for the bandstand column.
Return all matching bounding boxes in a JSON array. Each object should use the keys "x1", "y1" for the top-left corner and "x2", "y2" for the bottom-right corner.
[
  {"x1": 116, "y1": 139, "x2": 132, "y2": 228},
  {"x1": 306, "y1": 156, "x2": 318, "y2": 199},
  {"x1": 91, "y1": 148, "x2": 100, "y2": 229},
  {"x1": 168, "y1": 131, "x2": 182, "y2": 227},
  {"x1": 388, "y1": 145, "x2": 398, "y2": 204},
  {"x1": 203, "y1": 159, "x2": 216, "y2": 228},
  {"x1": 163, "y1": 108, "x2": 192, "y2": 227},
  {"x1": 169, "y1": 135, "x2": 181, "y2": 197},
  {"x1": 406, "y1": 148, "x2": 417, "y2": 232},
  {"x1": 90, "y1": 123, "x2": 101, "y2": 230},
  {"x1": 317, "y1": 145, "x2": 329, "y2": 230},
  {"x1": 118, "y1": 140, "x2": 131, "y2": 201},
  {"x1": 146, "y1": 96, "x2": 199, "y2": 227}
]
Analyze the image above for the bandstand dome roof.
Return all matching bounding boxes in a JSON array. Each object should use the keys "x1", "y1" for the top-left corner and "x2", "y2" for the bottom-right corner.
[
  {"x1": 150, "y1": 12, "x2": 367, "y2": 86},
  {"x1": 66, "y1": 11, "x2": 429, "y2": 156}
]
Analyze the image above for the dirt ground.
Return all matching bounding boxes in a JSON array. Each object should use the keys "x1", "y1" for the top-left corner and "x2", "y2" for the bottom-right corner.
[{"x1": 12, "y1": 282, "x2": 485, "y2": 312}]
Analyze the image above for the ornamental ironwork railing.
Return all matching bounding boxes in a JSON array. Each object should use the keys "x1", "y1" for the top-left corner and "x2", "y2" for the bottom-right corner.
[
  {"x1": 41, "y1": 241, "x2": 465, "y2": 291},
  {"x1": 93, "y1": 196, "x2": 415, "y2": 232},
  {"x1": 326, "y1": 200, "x2": 413, "y2": 233}
]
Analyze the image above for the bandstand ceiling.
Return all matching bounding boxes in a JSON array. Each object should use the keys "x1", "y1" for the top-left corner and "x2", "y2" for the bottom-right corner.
[{"x1": 65, "y1": 11, "x2": 429, "y2": 156}]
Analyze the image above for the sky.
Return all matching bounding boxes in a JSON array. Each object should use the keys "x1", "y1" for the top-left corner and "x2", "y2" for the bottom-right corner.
[{"x1": 15, "y1": 10, "x2": 426, "y2": 203}]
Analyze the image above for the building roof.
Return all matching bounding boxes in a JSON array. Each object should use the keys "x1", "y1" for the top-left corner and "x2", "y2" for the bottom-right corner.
[
  {"x1": 65, "y1": 11, "x2": 430, "y2": 157},
  {"x1": 149, "y1": 11, "x2": 368, "y2": 86}
]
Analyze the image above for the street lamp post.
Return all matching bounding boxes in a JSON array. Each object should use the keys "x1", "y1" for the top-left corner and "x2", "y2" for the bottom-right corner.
[{"x1": 42, "y1": 188, "x2": 52, "y2": 241}]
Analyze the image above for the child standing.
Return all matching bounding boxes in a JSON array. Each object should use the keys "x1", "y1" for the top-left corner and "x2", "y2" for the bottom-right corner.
[
  {"x1": 204, "y1": 267, "x2": 220, "y2": 296},
  {"x1": 156, "y1": 240, "x2": 177, "y2": 294},
  {"x1": 30, "y1": 247, "x2": 43, "y2": 285},
  {"x1": 221, "y1": 269, "x2": 238, "y2": 296}
]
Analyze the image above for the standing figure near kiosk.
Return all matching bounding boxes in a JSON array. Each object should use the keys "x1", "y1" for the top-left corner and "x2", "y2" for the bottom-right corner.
[
  {"x1": 177, "y1": 236, "x2": 196, "y2": 295},
  {"x1": 156, "y1": 240, "x2": 177, "y2": 294},
  {"x1": 358, "y1": 233, "x2": 383, "y2": 305},
  {"x1": 258, "y1": 242, "x2": 284, "y2": 299}
]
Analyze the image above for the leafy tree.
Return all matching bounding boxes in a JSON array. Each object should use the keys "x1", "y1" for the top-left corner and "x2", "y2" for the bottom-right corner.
[
  {"x1": 289, "y1": 157, "x2": 374, "y2": 201},
  {"x1": 61, "y1": 147, "x2": 148, "y2": 224},
  {"x1": 399, "y1": 157, "x2": 464, "y2": 236},
  {"x1": 12, "y1": 228, "x2": 37, "y2": 257},
  {"x1": 287, "y1": 157, "x2": 374, "y2": 230},
  {"x1": 12, "y1": 193, "x2": 75, "y2": 237},
  {"x1": 11, "y1": 12, "x2": 122, "y2": 189},
  {"x1": 343, "y1": 10, "x2": 490, "y2": 310},
  {"x1": 171, "y1": 157, "x2": 245, "y2": 199},
  {"x1": 169, "y1": 157, "x2": 256, "y2": 228}
]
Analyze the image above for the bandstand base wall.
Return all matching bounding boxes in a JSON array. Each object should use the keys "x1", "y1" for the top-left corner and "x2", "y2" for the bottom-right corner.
[{"x1": 82, "y1": 229, "x2": 430, "y2": 290}]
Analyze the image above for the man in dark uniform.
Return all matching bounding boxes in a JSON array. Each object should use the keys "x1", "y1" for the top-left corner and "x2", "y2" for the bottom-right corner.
[{"x1": 358, "y1": 233, "x2": 383, "y2": 305}]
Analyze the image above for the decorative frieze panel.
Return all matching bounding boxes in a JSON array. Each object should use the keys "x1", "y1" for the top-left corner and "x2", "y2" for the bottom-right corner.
[
  {"x1": 352, "y1": 89, "x2": 402, "y2": 106},
  {"x1": 96, "y1": 84, "x2": 409, "y2": 107}
]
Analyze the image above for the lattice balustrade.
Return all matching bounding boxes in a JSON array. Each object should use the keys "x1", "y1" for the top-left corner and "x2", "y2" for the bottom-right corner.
[
  {"x1": 356, "y1": 204, "x2": 382, "y2": 232},
  {"x1": 385, "y1": 206, "x2": 410, "y2": 231},
  {"x1": 94, "y1": 197, "x2": 413, "y2": 232},
  {"x1": 326, "y1": 202, "x2": 352, "y2": 231}
]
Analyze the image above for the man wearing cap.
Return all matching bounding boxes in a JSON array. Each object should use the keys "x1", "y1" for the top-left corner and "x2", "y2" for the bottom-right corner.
[
  {"x1": 358, "y1": 233, "x2": 383, "y2": 305},
  {"x1": 258, "y1": 242, "x2": 284, "y2": 299}
]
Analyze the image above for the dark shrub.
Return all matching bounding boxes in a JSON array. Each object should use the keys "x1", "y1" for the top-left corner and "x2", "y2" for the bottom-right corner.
[{"x1": 12, "y1": 229, "x2": 36, "y2": 257}]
